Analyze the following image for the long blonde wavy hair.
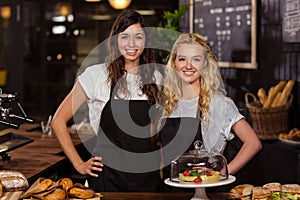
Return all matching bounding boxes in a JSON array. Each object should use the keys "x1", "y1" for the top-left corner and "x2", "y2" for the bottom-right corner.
[{"x1": 162, "y1": 33, "x2": 226, "y2": 120}]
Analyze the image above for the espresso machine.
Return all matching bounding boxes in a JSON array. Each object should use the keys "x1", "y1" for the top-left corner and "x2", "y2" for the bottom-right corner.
[{"x1": 0, "y1": 88, "x2": 34, "y2": 161}]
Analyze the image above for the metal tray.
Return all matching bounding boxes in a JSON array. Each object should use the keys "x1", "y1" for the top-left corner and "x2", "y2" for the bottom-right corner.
[{"x1": 0, "y1": 132, "x2": 34, "y2": 159}]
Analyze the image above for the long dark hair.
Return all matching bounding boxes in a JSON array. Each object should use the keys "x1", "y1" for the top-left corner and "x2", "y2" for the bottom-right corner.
[{"x1": 105, "y1": 9, "x2": 159, "y2": 104}]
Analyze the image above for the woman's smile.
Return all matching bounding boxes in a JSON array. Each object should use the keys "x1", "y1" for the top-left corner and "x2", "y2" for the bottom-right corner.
[{"x1": 183, "y1": 69, "x2": 197, "y2": 76}]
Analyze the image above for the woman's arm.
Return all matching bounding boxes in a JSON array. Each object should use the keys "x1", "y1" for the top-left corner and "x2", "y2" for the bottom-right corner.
[
  {"x1": 51, "y1": 82, "x2": 103, "y2": 176},
  {"x1": 227, "y1": 119, "x2": 262, "y2": 175}
]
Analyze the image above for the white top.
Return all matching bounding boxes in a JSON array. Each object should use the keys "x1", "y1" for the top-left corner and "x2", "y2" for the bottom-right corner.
[
  {"x1": 168, "y1": 93, "x2": 244, "y2": 154},
  {"x1": 78, "y1": 63, "x2": 163, "y2": 133}
]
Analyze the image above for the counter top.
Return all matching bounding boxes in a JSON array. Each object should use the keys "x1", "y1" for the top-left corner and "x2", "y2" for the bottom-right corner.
[
  {"x1": 0, "y1": 124, "x2": 231, "y2": 199},
  {"x1": 100, "y1": 192, "x2": 227, "y2": 200},
  {"x1": 1, "y1": 191, "x2": 228, "y2": 200},
  {"x1": 0, "y1": 123, "x2": 93, "y2": 184}
]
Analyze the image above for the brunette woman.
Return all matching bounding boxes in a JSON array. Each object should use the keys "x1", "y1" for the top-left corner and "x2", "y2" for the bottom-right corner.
[{"x1": 51, "y1": 9, "x2": 162, "y2": 192}]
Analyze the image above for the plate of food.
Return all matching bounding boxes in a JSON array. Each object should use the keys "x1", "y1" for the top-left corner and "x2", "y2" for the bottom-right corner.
[
  {"x1": 165, "y1": 175, "x2": 235, "y2": 200},
  {"x1": 278, "y1": 128, "x2": 300, "y2": 145},
  {"x1": 278, "y1": 137, "x2": 300, "y2": 145},
  {"x1": 165, "y1": 175, "x2": 235, "y2": 188},
  {"x1": 165, "y1": 141, "x2": 235, "y2": 199}
]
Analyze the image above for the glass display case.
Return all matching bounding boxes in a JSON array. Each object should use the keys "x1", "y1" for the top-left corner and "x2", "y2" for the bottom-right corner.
[{"x1": 165, "y1": 141, "x2": 236, "y2": 200}]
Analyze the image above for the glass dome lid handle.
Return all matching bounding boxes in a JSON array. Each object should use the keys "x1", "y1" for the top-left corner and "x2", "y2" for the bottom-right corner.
[{"x1": 194, "y1": 140, "x2": 202, "y2": 150}]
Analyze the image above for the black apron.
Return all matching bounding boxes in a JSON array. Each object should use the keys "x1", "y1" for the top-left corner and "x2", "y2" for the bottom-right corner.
[
  {"x1": 87, "y1": 97, "x2": 161, "y2": 192},
  {"x1": 159, "y1": 117, "x2": 202, "y2": 192}
]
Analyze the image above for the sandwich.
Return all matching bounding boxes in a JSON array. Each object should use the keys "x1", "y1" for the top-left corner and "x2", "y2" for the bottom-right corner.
[
  {"x1": 227, "y1": 184, "x2": 254, "y2": 200},
  {"x1": 263, "y1": 182, "x2": 281, "y2": 200},
  {"x1": 281, "y1": 184, "x2": 300, "y2": 200},
  {"x1": 252, "y1": 186, "x2": 272, "y2": 200}
]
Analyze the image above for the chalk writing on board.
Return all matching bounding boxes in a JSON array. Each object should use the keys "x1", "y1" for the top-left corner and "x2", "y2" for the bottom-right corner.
[
  {"x1": 193, "y1": 0, "x2": 256, "y2": 69},
  {"x1": 282, "y1": 0, "x2": 300, "y2": 42}
]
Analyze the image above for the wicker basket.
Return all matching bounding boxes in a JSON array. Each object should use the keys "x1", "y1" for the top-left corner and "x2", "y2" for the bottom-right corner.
[{"x1": 244, "y1": 92, "x2": 293, "y2": 140}]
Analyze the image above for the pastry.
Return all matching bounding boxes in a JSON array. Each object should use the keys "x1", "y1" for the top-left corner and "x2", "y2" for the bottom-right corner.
[
  {"x1": 45, "y1": 188, "x2": 66, "y2": 200},
  {"x1": 58, "y1": 177, "x2": 73, "y2": 191},
  {"x1": 69, "y1": 183, "x2": 95, "y2": 199}
]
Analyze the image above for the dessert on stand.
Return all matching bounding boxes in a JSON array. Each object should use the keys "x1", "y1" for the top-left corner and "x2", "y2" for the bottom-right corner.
[{"x1": 164, "y1": 141, "x2": 236, "y2": 200}]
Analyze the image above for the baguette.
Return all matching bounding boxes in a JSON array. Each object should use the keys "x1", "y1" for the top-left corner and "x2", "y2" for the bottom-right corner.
[
  {"x1": 257, "y1": 88, "x2": 267, "y2": 104},
  {"x1": 271, "y1": 92, "x2": 281, "y2": 107},
  {"x1": 263, "y1": 86, "x2": 274, "y2": 108},
  {"x1": 277, "y1": 80, "x2": 295, "y2": 106},
  {"x1": 263, "y1": 81, "x2": 286, "y2": 108}
]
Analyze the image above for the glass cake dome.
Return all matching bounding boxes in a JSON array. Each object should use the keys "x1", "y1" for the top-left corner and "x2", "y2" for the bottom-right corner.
[{"x1": 169, "y1": 140, "x2": 229, "y2": 184}]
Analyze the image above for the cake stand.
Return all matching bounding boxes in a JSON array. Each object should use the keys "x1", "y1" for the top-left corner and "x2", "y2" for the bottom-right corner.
[{"x1": 164, "y1": 175, "x2": 235, "y2": 200}]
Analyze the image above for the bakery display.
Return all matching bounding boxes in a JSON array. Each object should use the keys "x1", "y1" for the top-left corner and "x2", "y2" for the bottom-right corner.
[
  {"x1": 228, "y1": 182, "x2": 300, "y2": 200},
  {"x1": 19, "y1": 178, "x2": 58, "y2": 199},
  {"x1": 279, "y1": 128, "x2": 300, "y2": 143},
  {"x1": 169, "y1": 142, "x2": 228, "y2": 184},
  {"x1": 19, "y1": 177, "x2": 96, "y2": 199},
  {"x1": 245, "y1": 80, "x2": 295, "y2": 140},
  {"x1": 256, "y1": 80, "x2": 295, "y2": 108}
]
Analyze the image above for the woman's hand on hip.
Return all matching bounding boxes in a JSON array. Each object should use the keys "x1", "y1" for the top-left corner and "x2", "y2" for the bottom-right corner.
[{"x1": 76, "y1": 157, "x2": 103, "y2": 177}]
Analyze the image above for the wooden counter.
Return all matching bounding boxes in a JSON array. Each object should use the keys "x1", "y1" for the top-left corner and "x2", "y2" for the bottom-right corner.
[
  {"x1": 100, "y1": 192, "x2": 227, "y2": 200},
  {"x1": 0, "y1": 123, "x2": 91, "y2": 184},
  {"x1": 1, "y1": 191, "x2": 228, "y2": 200}
]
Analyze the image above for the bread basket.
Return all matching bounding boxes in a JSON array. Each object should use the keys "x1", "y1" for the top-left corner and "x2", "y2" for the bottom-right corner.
[{"x1": 244, "y1": 92, "x2": 293, "y2": 140}]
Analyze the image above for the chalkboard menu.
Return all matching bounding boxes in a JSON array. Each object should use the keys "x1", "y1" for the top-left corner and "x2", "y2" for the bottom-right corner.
[
  {"x1": 282, "y1": 0, "x2": 300, "y2": 42},
  {"x1": 192, "y1": 0, "x2": 257, "y2": 69}
]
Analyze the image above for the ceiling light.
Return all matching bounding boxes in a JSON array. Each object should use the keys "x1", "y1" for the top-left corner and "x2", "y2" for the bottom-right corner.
[
  {"x1": 54, "y1": 3, "x2": 72, "y2": 16},
  {"x1": 0, "y1": 6, "x2": 11, "y2": 19},
  {"x1": 108, "y1": 0, "x2": 131, "y2": 10}
]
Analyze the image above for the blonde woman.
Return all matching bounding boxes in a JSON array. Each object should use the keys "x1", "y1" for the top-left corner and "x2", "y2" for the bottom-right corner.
[{"x1": 158, "y1": 33, "x2": 262, "y2": 189}]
